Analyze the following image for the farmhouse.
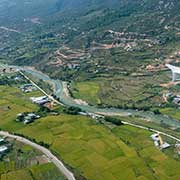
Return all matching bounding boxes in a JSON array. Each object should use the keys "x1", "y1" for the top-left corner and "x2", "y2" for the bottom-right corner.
[
  {"x1": 0, "y1": 138, "x2": 5, "y2": 144},
  {"x1": 20, "y1": 84, "x2": 37, "y2": 93},
  {"x1": 16, "y1": 113, "x2": 40, "y2": 124},
  {"x1": 151, "y1": 133, "x2": 170, "y2": 150},
  {"x1": 173, "y1": 95, "x2": 180, "y2": 105}
]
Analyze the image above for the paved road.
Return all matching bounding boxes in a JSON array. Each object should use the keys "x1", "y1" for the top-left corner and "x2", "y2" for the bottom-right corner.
[{"x1": 0, "y1": 131, "x2": 76, "y2": 180}]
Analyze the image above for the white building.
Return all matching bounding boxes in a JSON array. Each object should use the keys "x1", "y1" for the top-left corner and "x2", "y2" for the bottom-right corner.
[
  {"x1": 0, "y1": 146, "x2": 8, "y2": 154},
  {"x1": 150, "y1": 133, "x2": 170, "y2": 150},
  {"x1": 151, "y1": 133, "x2": 160, "y2": 141},
  {"x1": 0, "y1": 138, "x2": 5, "y2": 143},
  {"x1": 30, "y1": 96, "x2": 49, "y2": 105}
]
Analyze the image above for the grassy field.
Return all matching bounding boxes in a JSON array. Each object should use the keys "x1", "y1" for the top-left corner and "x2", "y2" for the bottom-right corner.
[
  {"x1": 0, "y1": 85, "x2": 180, "y2": 180},
  {"x1": 70, "y1": 81, "x2": 101, "y2": 105},
  {"x1": 0, "y1": 85, "x2": 42, "y2": 130}
]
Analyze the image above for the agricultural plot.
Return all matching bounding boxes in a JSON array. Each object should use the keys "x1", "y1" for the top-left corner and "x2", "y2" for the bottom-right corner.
[
  {"x1": 0, "y1": 163, "x2": 65, "y2": 180},
  {"x1": 69, "y1": 71, "x2": 171, "y2": 109},
  {"x1": 0, "y1": 85, "x2": 42, "y2": 130},
  {"x1": 0, "y1": 139, "x2": 66, "y2": 180},
  {"x1": 0, "y1": 85, "x2": 180, "y2": 180},
  {"x1": 17, "y1": 115, "x2": 180, "y2": 180}
]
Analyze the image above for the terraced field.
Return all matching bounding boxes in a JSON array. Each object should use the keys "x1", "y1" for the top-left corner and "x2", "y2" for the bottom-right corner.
[
  {"x1": 0, "y1": 85, "x2": 180, "y2": 180},
  {"x1": 0, "y1": 138, "x2": 66, "y2": 180},
  {"x1": 0, "y1": 162, "x2": 65, "y2": 180}
]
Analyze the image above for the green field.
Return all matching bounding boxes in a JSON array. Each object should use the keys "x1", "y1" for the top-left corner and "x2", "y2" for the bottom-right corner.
[
  {"x1": 70, "y1": 81, "x2": 101, "y2": 105},
  {"x1": 0, "y1": 138, "x2": 66, "y2": 180},
  {"x1": 0, "y1": 85, "x2": 42, "y2": 130},
  {"x1": 70, "y1": 71, "x2": 171, "y2": 109},
  {"x1": 1, "y1": 85, "x2": 180, "y2": 180},
  {"x1": 0, "y1": 163, "x2": 65, "y2": 180}
]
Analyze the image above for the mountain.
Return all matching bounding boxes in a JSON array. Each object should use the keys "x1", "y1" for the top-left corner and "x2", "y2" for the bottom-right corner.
[
  {"x1": 0, "y1": 0, "x2": 180, "y2": 108},
  {"x1": 1, "y1": 0, "x2": 180, "y2": 63}
]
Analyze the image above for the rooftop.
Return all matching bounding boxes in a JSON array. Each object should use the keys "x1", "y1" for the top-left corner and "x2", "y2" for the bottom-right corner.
[
  {"x1": 0, "y1": 146, "x2": 8, "y2": 153},
  {"x1": 0, "y1": 138, "x2": 5, "y2": 143}
]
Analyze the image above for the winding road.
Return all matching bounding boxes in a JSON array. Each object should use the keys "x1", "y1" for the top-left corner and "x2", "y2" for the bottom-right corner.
[{"x1": 0, "y1": 131, "x2": 76, "y2": 180}]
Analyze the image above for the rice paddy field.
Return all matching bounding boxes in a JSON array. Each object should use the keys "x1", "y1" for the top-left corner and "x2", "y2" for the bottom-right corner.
[
  {"x1": 0, "y1": 84, "x2": 180, "y2": 180},
  {"x1": 0, "y1": 138, "x2": 66, "y2": 180},
  {"x1": 0, "y1": 162, "x2": 65, "y2": 180}
]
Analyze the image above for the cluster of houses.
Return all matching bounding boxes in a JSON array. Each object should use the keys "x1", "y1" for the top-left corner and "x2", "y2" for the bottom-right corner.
[
  {"x1": 20, "y1": 84, "x2": 37, "y2": 93},
  {"x1": 16, "y1": 113, "x2": 40, "y2": 124},
  {"x1": 165, "y1": 92, "x2": 180, "y2": 105},
  {"x1": 151, "y1": 133, "x2": 170, "y2": 150},
  {"x1": 0, "y1": 67, "x2": 16, "y2": 73},
  {"x1": 0, "y1": 137, "x2": 9, "y2": 158},
  {"x1": 15, "y1": 95, "x2": 50, "y2": 125}
]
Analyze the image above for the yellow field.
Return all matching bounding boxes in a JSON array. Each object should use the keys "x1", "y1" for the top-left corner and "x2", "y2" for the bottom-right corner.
[{"x1": 0, "y1": 85, "x2": 180, "y2": 180}]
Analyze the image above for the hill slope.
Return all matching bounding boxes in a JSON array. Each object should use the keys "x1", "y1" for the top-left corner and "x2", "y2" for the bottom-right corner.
[{"x1": 1, "y1": 0, "x2": 180, "y2": 108}]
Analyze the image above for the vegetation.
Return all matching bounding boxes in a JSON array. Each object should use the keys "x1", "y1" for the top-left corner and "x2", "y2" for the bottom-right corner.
[
  {"x1": 159, "y1": 108, "x2": 180, "y2": 121},
  {"x1": 104, "y1": 116, "x2": 123, "y2": 126},
  {"x1": 63, "y1": 106, "x2": 82, "y2": 115},
  {"x1": 1, "y1": 0, "x2": 180, "y2": 111},
  {"x1": 1, "y1": 1, "x2": 180, "y2": 179},
  {"x1": 70, "y1": 81, "x2": 101, "y2": 105},
  {"x1": 0, "y1": 139, "x2": 65, "y2": 180},
  {"x1": 0, "y1": 84, "x2": 179, "y2": 180}
]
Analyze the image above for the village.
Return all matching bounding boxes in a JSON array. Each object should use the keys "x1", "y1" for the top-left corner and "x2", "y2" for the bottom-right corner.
[{"x1": 17, "y1": 83, "x2": 51, "y2": 124}]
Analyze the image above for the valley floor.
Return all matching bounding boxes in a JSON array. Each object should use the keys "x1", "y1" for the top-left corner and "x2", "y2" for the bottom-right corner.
[{"x1": 0, "y1": 83, "x2": 180, "y2": 180}]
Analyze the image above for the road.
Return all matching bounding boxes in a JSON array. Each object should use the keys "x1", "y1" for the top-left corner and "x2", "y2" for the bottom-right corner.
[
  {"x1": 18, "y1": 68, "x2": 180, "y2": 142},
  {"x1": 19, "y1": 71, "x2": 64, "y2": 106},
  {"x1": 122, "y1": 121, "x2": 180, "y2": 142},
  {"x1": 9, "y1": 64, "x2": 180, "y2": 142},
  {"x1": 1, "y1": 63, "x2": 180, "y2": 179},
  {"x1": 0, "y1": 131, "x2": 76, "y2": 180}
]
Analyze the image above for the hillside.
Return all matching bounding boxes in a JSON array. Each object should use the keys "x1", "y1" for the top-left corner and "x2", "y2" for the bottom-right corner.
[{"x1": 0, "y1": 0, "x2": 180, "y2": 109}]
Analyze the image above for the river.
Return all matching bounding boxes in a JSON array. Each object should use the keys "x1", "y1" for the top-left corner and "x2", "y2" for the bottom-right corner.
[{"x1": 14, "y1": 66, "x2": 179, "y2": 129}]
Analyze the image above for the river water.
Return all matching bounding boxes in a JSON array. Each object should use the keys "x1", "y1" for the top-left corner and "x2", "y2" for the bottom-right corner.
[{"x1": 16, "y1": 66, "x2": 179, "y2": 129}]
